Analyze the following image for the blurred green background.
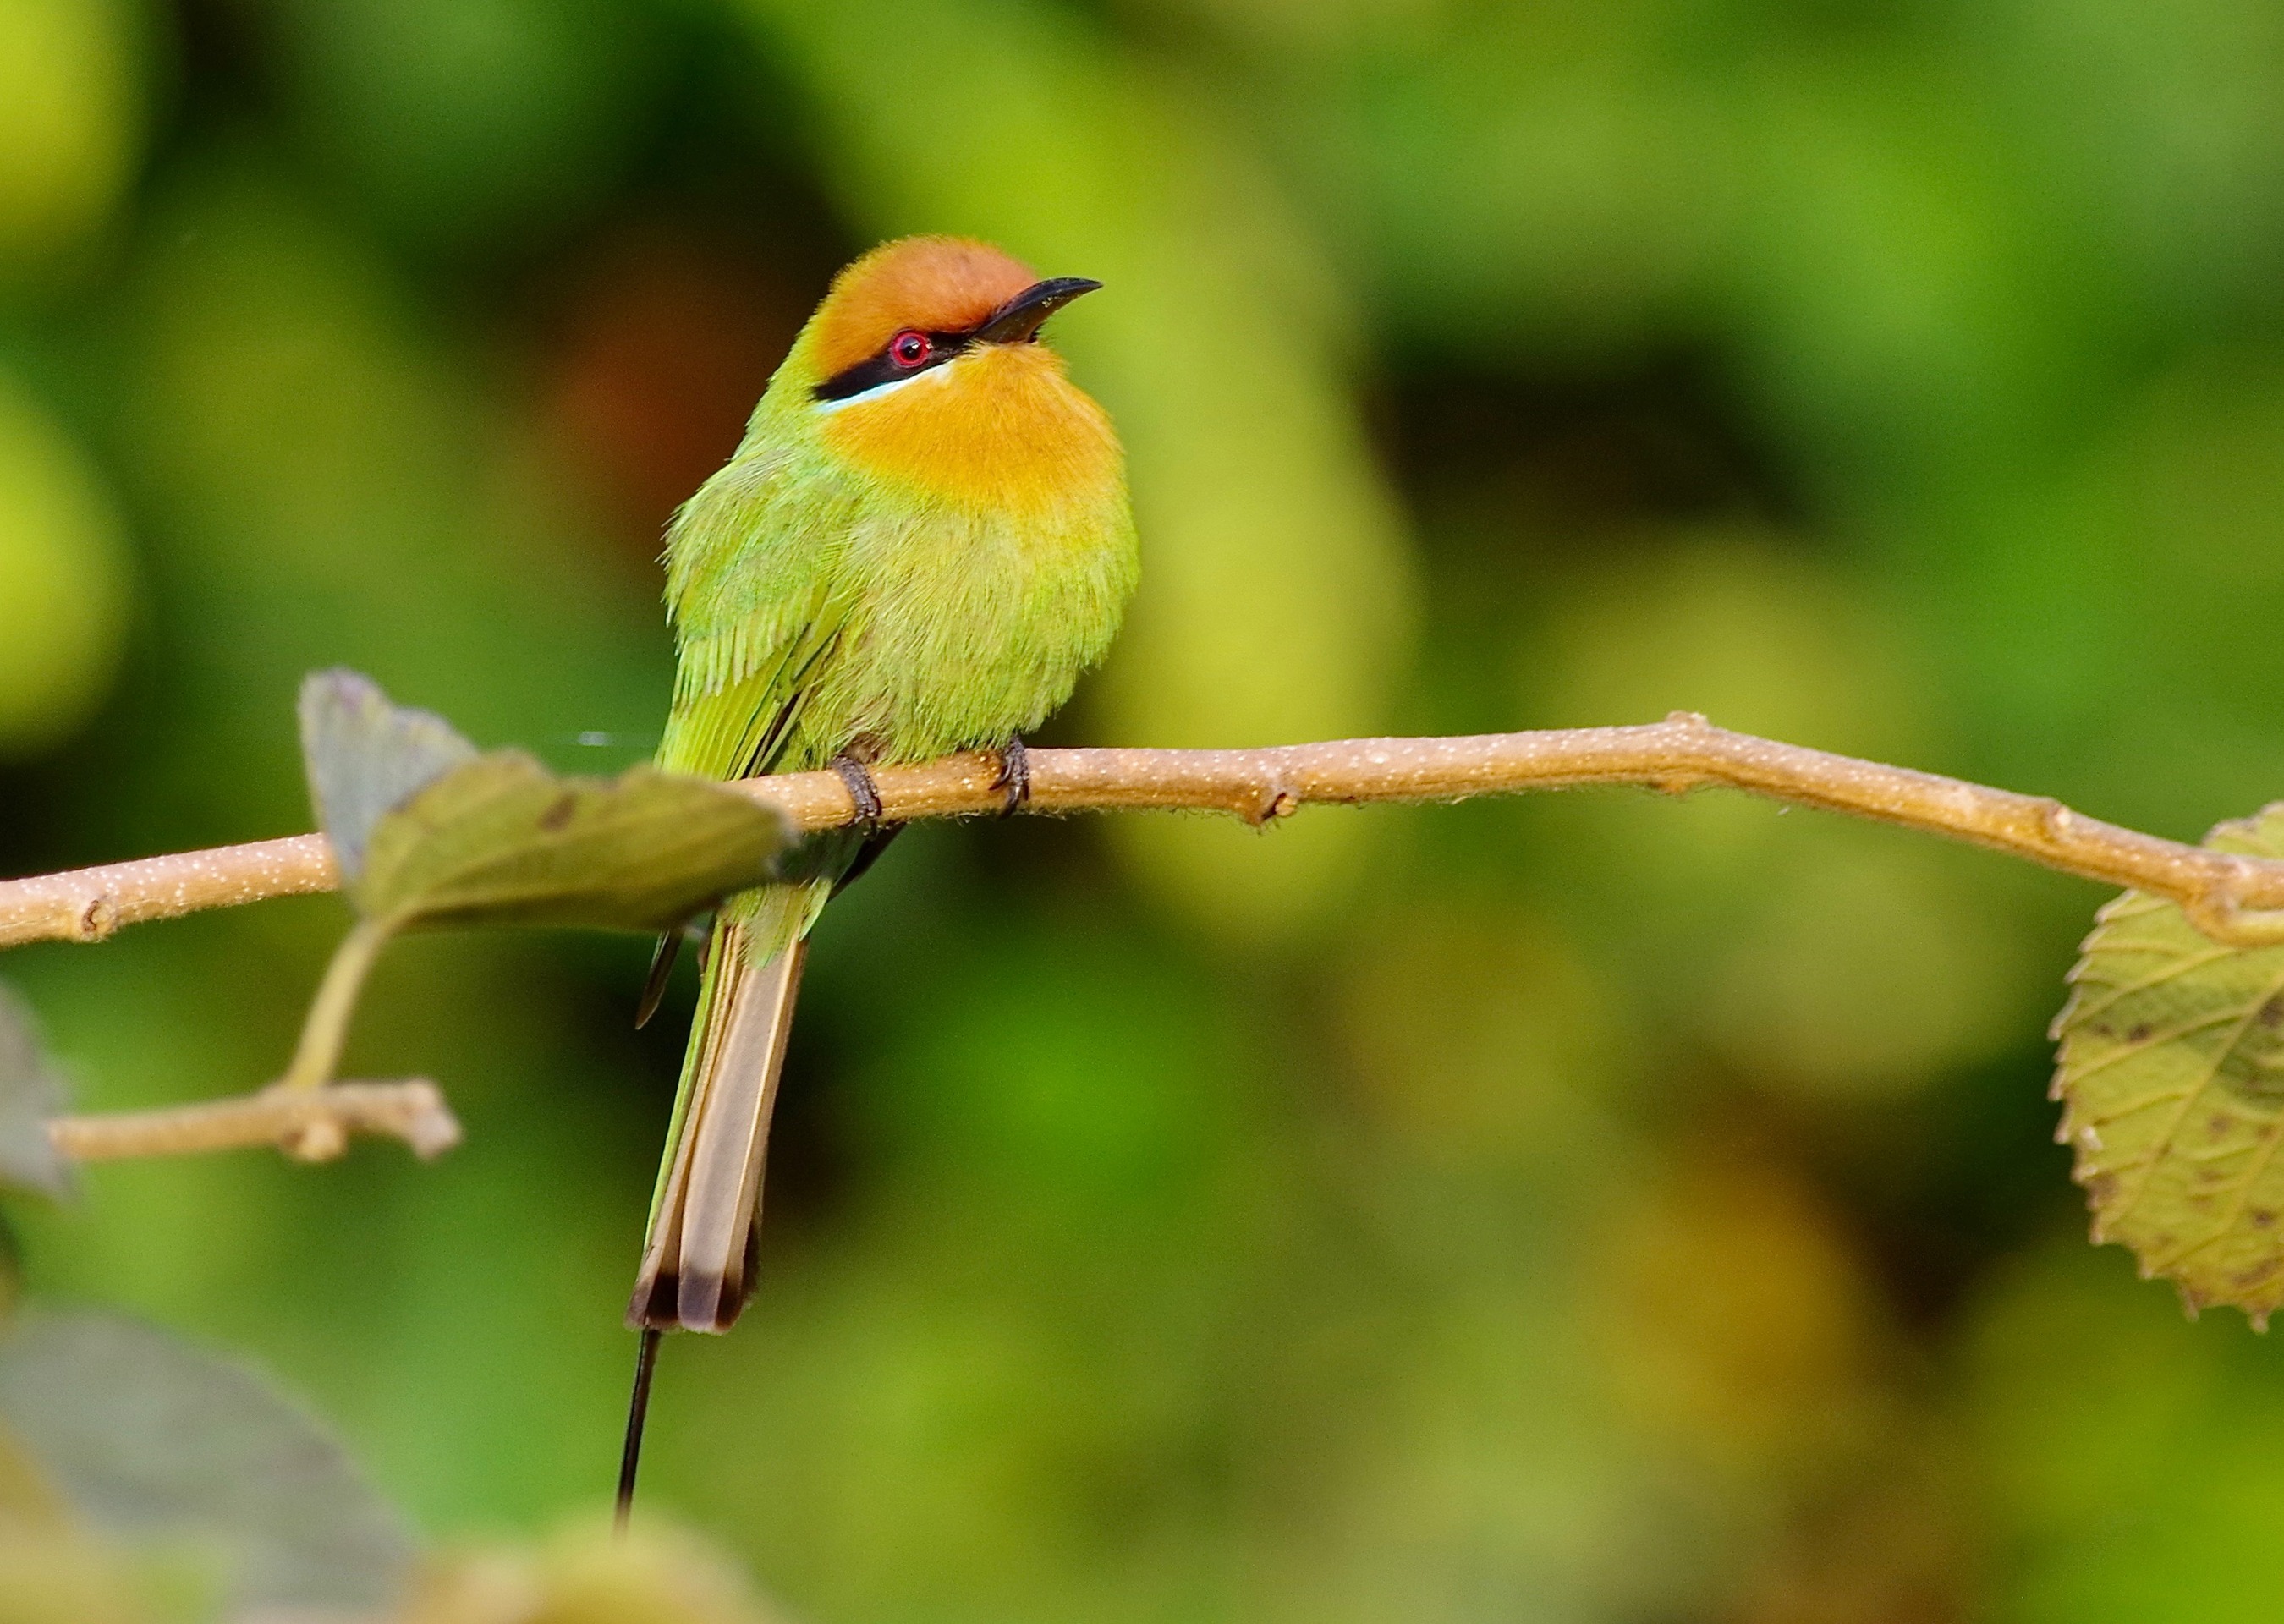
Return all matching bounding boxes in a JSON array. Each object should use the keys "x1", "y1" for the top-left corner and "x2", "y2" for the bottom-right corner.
[{"x1": 6, "y1": 0, "x2": 2284, "y2": 1617}]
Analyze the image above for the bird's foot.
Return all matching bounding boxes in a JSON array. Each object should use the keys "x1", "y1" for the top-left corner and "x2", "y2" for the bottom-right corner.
[
  {"x1": 993, "y1": 736, "x2": 1031, "y2": 818},
  {"x1": 831, "y1": 754, "x2": 884, "y2": 830}
]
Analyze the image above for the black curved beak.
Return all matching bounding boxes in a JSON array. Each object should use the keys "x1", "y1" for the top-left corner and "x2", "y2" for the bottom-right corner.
[{"x1": 976, "y1": 277, "x2": 1101, "y2": 344}]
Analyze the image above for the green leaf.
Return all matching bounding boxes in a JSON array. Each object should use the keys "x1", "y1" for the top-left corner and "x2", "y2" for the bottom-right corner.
[
  {"x1": 277, "y1": 674, "x2": 784, "y2": 1094},
  {"x1": 353, "y1": 753, "x2": 788, "y2": 933},
  {"x1": 0, "y1": 1310, "x2": 415, "y2": 1613},
  {"x1": 299, "y1": 668, "x2": 477, "y2": 883},
  {"x1": 2054, "y1": 801, "x2": 2284, "y2": 1325},
  {"x1": 0, "y1": 984, "x2": 71, "y2": 1200}
]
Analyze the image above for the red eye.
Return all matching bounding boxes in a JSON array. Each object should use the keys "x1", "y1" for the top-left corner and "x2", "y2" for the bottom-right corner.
[{"x1": 890, "y1": 330, "x2": 931, "y2": 368}]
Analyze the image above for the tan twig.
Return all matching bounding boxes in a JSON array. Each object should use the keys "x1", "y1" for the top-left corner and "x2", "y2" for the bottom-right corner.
[
  {"x1": 7, "y1": 715, "x2": 2284, "y2": 947},
  {"x1": 0, "y1": 834, "x2": 335, "y2": 949},
  {"x1": 47, "y1": 1080, "x2": 462, "y2": 1165}
]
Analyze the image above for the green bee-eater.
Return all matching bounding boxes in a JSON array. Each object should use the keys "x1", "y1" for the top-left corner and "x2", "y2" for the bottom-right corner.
[{"x1": 616, "y1": 237, "x2": 1136, "y2": 1501}]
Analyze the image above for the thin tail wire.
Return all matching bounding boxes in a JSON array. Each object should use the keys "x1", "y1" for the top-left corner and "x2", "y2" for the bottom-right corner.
[{"x1": 615, "y1": 1327, "x2": 663, "y2": 1534}]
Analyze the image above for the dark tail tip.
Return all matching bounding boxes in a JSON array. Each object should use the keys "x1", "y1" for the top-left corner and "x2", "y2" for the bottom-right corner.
[
  {"x1": 615, "y1": 1327, "x2": 664, "y2": 1536},
  {"x1": 629, "y1": 1213, "x2": 760, "y2": 1334},
  {"x1": 627, "y1": 1266, "x2": 684, "y2": 1331}
]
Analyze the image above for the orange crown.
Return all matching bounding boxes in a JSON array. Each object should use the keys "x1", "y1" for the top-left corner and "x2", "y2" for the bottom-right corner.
[{"x1": 810, "y1": 237, "x2": 1039, "y2": 377}]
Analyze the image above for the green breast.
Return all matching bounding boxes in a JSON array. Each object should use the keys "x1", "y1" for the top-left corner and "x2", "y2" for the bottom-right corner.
[{"x1": 799, "y1": 492, "x2": 1139, "y2": 765}]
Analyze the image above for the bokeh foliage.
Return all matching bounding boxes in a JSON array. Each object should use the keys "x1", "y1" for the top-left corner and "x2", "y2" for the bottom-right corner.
[{"x1": 6, "y1": 0, "x2": 2284, "y2": 1618}]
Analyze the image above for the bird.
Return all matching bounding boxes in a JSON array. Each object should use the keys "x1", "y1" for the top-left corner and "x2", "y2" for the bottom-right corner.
[{"x1": 613, "y1": 236, "x2": 1137, "y2": 1520}]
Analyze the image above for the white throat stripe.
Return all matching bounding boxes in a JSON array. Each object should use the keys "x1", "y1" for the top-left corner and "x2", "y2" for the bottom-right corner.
[{"x1": 811, "y1": 364, "x2": 953, "y2": 414}]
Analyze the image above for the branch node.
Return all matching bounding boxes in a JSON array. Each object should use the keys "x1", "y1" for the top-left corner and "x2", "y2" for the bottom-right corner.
[
  {"x1": 1238, "y1": 778, "x2": 1301, "y2": 827},
  {"x1": 2184, "y1": 893, "x2": 2284, "y2": 948},
  {"x1": 287, "y1": 1118, "x2": 350, "y2": 1163},
  {"x1": 75, "y1": 896, "x2": 115, "y2": 944}
]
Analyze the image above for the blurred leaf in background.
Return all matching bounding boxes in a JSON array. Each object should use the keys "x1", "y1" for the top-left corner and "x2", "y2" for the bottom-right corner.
[
  {"x1": 0, "y1": 1309, "x2": 415, "y2": 1616},
  {"x1": 0, "y1": 0, "x2": 146, "y2": 286},
  {"x1": 408, "y1": 1519, "x2": 791, "y2": 1624},
  {"x1": 0, "y1": 981, "x2": 74, "y2": 1201},
  {"x1": 269, "y1": 0, "x2": 682, "y2": 258},
  {"x1": 0, "y1": 368, "x2": 133, "y2": 756}
]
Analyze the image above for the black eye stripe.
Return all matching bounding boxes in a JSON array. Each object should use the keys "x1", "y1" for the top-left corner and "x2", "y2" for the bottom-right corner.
[{"x1": 812, "y1": 330, "x2": 975, "y2": 403}]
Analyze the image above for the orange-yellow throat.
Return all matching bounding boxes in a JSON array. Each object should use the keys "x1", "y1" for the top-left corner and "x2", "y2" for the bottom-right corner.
[{"x1": 821, "y1": 338, "x2": 1121, "y2": 515}]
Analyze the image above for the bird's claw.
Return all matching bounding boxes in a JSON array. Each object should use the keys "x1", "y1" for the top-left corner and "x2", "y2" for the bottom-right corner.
[
  {"x1": 994, "y1": 737, "x2": 1031, "y2": 817},
  {"x1": 832, "y1": 754, "x2": 884, "y2": 829}
]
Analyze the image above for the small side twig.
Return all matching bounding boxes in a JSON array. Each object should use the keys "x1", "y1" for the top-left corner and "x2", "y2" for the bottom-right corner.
[
  {"x1": 47, "y1": 1080, "x2": 462, "y2": 1165},
  {"x1": 8, "y1": 717, "x2": 2284, "y2": 947}
]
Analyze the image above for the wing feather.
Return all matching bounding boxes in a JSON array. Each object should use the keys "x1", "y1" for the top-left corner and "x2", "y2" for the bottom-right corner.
[{"x1": 657, "y1": 442, "x2": 855, "y2": 782}]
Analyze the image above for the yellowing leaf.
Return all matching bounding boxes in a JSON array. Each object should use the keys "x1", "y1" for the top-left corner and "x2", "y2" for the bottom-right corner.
[
  {"x1": 353, "y1": 753, "x2": 786, "y2": 934},
  {"x1": 280, "y1": 672, "x2": 786, "y2": 1096},
  {"x1": 299, "y1": 668, "x2": 477, "y2": 883},
  {"x1": 2053, "y1": 801, "x2": 2284, "y2": 1325}
]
